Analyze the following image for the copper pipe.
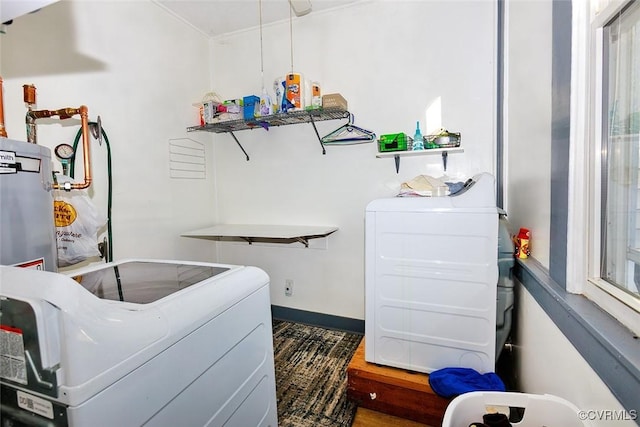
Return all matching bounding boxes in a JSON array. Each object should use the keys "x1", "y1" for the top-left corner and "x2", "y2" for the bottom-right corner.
[
  {"x1": 0, "y1": 77, "x2": 7, "y2": 138},
  {"x1": 52, "y1": 105, "x2": 92, "y2": 190},
  {"x1": 29, "y1": 108, "x2": 81, "y2": 120},
  {"x1": 76, "y1": 105, "x2": 92, "y2": 190},
  {"x1": 22, "y1": 83, "x2": 92, "y2": 190},
  {"x1": 23, "y1": 84, "x2": 36, "y2": 105}
]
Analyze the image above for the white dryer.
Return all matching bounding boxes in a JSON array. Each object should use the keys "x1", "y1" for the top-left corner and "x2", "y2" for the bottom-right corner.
[{"x1": 365, "y1": 173, "x2": 499, "y2": 374}]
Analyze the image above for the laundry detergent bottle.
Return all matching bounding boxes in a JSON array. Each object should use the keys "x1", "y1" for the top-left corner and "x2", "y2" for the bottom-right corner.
[{"x1": 285, "y1": 72, "x2": 303, "y2": 111}]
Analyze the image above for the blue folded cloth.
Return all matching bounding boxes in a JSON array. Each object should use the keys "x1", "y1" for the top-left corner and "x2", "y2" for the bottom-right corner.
[
  {"x1": 445, "y1": 181, "x2": 465, "y2": 194},
  {"x1": 428, "y1": 367, "x2": 506, "y2": 398}
]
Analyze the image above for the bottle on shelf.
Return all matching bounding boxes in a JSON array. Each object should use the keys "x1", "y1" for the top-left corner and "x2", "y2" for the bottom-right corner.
[{"x1": 412, "y1": 121, "x2": 424, "y2": 150}]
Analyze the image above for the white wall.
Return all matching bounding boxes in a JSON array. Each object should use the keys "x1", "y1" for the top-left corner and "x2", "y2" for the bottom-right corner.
[
  {"x1": 515, "y1": 286, "x2": 634, "y2": 426},
  {"x1": 209, "y1": 0, "x2": 497, "y2": 319},
  {"x1": 1, "y1": 0, "x2": 218, "y2": 265},
  {"x1": 504, "y1": 0, "x2": 551, "y2": 269}
]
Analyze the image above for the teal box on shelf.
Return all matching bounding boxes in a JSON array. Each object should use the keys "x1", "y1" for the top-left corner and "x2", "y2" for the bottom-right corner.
[{"x1": 243, "y1": 95, "x2": 260, "y2": 120}]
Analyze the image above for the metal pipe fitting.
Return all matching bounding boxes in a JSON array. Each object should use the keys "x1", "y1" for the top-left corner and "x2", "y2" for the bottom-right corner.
[
  {"x1": 21, "y1": 84, "x2": 92, "y2": 190},
  {"x1": 23, "y1": 84, "x2": 37, "y2": 143},
  {"x1": 52, "y1": 105, "x2": 92, "y2": 190}
]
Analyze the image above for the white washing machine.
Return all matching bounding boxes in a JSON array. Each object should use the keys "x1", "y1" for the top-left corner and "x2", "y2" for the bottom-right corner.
[
  {"x1": 365, "y1": 173, "x2": 500, "y2": 374},
  {"x1": 0, "y1": 259, "x2": 278, "y2": 426}
]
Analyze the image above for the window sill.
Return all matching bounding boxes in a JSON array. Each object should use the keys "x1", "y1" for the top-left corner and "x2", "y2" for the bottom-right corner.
[
  {"x1": 515, "y1": 258, "x2": 640, "y2": 416},
  {"x1": 583, "y1": 279, "x2": 640, "y2": 336}
]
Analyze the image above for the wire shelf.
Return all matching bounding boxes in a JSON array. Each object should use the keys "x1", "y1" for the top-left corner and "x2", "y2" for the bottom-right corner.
[{"x1": 187, "y1": 108, "x2": 350, "y2": 134}]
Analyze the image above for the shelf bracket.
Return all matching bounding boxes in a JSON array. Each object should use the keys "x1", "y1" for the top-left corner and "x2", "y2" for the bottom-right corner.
[
  {"x1": 388, "y1": 149, "x2": 456, "y2": 173},
  {"x1": 229, "y1": 131, "x2": 250, "y2": 161},
  {"x1": 294, "y1": 237, "x2": 310, "y2": 248},
  {"x1": 307, "y1": 113, "x2": 326, "y2": 155}
]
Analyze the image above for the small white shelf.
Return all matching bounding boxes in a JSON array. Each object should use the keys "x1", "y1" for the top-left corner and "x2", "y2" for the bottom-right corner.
[
  {"x1": 376, "y1": 147, "x2": 464, "y2": 158},
  {"x1": 182, "y1": 224, "x2": 338, "y2": 248},
  {"x1": 376, "y1": 147, "x2": 464, "y2": 172}
]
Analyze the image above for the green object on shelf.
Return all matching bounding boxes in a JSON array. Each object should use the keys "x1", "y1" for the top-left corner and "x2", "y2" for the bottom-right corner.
[{"x1": 378, "y1": 133, "x2": 408, "y2": 152}]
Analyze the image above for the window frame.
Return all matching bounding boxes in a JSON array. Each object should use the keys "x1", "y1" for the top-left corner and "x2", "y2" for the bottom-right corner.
[{"x1": 567, "y1": 0, "x2": 640, "y2": 336}]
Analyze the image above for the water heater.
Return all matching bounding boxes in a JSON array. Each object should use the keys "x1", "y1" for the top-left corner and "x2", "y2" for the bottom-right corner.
[{"x1": 0, "y1": 138, "x2": 58, "y2": 272}]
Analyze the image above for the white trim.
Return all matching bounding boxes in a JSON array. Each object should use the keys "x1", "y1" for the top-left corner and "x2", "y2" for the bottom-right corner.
[
  {"x1": 589, "y1": 26, "x2": 605, "y2": 281},
  {"x1": 502, "y1": 0, "x2": 510, "y2": 213},
  {"x1": 590, "y1": 278, "x2": 640, "y2": 314},
  {"x1": 591, "y1": 0, "x2": 629, "y2": 28},
  {"x1": 585, "y1": 0, "x2": 631, "y2": 290},
  {"x1": 569, "y1": 0, "x2": 640, "y2": 333},
  {"x1": 492, "y1": 0, "x2": 499, "y2": 180},
  {"x1": 584, "y1": 280, "x2": 640, "y2": 336},
  {"x1": 566, "y1": 0, "x2": 591, "y2": 294}
]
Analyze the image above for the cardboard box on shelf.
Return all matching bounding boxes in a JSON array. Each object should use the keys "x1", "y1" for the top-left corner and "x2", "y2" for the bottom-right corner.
[{"x1": 322, "y1": 93, "x2": 348, "y2": 110}]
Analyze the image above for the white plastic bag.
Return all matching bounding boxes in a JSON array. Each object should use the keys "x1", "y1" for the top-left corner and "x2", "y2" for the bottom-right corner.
[{"x1": 53, "y1": 176, "x2": 107, "y2": 267}]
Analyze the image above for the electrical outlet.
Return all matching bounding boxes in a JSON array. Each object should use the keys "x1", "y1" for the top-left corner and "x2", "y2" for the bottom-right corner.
[{"x1": 285, "y1": 279, "x2": 293, "y2": 297}]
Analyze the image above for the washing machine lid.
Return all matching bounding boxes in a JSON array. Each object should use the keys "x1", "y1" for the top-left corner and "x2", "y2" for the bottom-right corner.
[{"x1": 72, "y1": 261, "x2": 230, "y2": 303}]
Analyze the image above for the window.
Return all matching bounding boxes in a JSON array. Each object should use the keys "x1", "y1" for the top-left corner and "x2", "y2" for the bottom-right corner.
[
  {"x1": 600, "y1": 1, "x2": 640, "y2": 304},
  {"x1": 569, "y1": 0, "x2": 640, "y2": 336}
]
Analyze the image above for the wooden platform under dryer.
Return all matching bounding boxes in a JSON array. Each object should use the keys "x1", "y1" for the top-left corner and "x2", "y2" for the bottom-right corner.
[{"x1": 346, "y1": 339, "x2": 451, "y2": 427}]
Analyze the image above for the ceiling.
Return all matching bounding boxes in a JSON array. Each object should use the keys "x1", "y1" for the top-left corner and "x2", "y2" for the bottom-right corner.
[
  {"x1": 153, "y1": 0, "x2": 357, "y2": 37},
  {"x1": 1, "y1": 0, "x2": 59, "y2": 23}
]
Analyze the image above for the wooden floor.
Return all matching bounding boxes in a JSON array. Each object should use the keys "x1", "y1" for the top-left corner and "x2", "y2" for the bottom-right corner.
[{"x1": 352, "y1": 407, "x2": 433, "y2": 427}]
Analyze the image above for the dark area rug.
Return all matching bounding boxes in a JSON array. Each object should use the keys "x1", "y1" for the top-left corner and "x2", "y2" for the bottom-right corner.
[{"x1": 272, "y1": 320, "x2": 363, "y2": 427}]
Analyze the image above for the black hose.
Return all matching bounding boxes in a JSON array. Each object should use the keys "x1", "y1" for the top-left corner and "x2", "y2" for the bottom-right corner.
[
  {"x1": 70, "y1": 123, "x2": 122, "y2": 301},
  {"x1": 70, "y1": 123, "x2": 114, "y2": 263}
]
